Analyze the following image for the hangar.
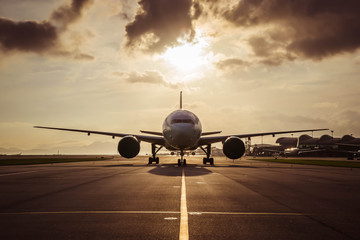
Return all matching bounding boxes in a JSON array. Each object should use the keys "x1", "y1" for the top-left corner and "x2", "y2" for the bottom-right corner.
[{"x1": 252, "y1": 134, "x2": 360, "y2": 158}]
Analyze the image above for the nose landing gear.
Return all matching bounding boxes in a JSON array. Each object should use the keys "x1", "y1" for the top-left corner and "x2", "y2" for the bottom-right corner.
[{"x1": 177, "y1": 150, "x2": 187, "y2": 167}]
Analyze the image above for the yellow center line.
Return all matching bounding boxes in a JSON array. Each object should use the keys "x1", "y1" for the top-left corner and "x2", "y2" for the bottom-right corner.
[{"x1": 179, "y1": 168, "x2": 189, "y2": 240}]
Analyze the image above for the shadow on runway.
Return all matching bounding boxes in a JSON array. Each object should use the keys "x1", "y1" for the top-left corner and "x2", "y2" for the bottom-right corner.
[{"x1": 148, "y1": 164, "x2": 213, "y2": 177}]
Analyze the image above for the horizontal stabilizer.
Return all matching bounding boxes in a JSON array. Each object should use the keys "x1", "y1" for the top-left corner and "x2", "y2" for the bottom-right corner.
[
  {"x1": 140, "y1": 130, "x2": 163, "y2": 136},
  {"x1": 201, "y1": 131, "x2": 222, "y2": 136}
]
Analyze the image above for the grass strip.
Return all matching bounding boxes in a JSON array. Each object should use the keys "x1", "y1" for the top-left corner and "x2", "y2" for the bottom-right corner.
[
  {"x1": 0, "y1": 157, "x2": 112, "y2": 166},
  {"x1": 248, "y1": 158, "x2": 360, "y2": 168}
]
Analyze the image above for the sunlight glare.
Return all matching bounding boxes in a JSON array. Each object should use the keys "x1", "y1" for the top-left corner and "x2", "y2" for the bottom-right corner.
[{"x1": 161, "y1": 36, "x2": 210, "y2": 72}]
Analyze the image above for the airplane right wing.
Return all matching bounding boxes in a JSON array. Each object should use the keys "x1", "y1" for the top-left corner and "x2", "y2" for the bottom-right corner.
[
  {"x1": 198, "y1": 128, "x2": 329, "y2": 146},
  {"x1": 201, "y1": 131, "x2": 222, "y2": 136}
]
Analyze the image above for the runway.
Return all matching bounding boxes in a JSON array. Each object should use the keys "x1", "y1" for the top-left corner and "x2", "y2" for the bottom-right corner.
[{"x1": 0, "y1": 156, "x2": 359, "y2": 240}]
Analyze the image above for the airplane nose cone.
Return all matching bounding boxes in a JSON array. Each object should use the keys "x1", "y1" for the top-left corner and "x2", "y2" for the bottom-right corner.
[{"x1": 169, "y1": 125, "x2": 197, "y2": 149}]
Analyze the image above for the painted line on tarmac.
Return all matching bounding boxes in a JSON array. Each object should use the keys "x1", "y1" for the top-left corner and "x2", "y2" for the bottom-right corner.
[
  {"x1": 188, "y1": 212, "x2": 304, "y2": 216},
  {"x1": 0, "y1": 211, "x2": 304, "y2": 216},
  {"x1": 179, "y1": 168, "x2": 189, "y2": 240},
  {"x1": 0, "y1": 210, "x2": 180, "y2": 215},
  {"x1": 0, "y1": 171, "x2": 39, "y2": 177}
]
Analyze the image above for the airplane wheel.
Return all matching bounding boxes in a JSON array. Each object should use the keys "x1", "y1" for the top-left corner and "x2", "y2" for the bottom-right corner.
[
  {"x1": 210, "y1": 158, "x2": 214, "y2": 165},
  {"x1": 177, "y1": 159, "x2": 181, "y2": 167},
  {"x1": 203, "y1": 158, "x2": 206, "y2": 164},
  {"x1": 148, "y1": 157, "x2": 153, "y2": 164},
  {"x1": 156, "y1": 157, "x2": 159, "y2": 164},
  {"x1": 184, "y1": 159, "x2": 186, "y2": 166}
]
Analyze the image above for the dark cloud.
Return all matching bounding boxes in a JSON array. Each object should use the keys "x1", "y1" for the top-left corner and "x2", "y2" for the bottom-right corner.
[
  {"x1": 0, "y1": 18, "x2": 58, "y2": 52},
  {"x1": 223, "y1": 0, "x2": 360, "y2": 61},
  {"x1": 125, "y1": 0, "x2": 198, "y2": 53},
  {"x1": 0, "y1": 0, "x2": 92, "y2": 55},
  {"x1": 247, "y1": 36, "x2": 295, "y2": 66}
]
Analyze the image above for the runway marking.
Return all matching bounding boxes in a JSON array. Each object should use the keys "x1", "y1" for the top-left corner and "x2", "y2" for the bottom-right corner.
[
  {"x1": 0, "y1": 211, "x2": 305, "y2": 216},
  {"x1": 179, "y1": 168, "x2": 189, "y2": 240},
  {"x1": 0, "y1": 170, "x2": 38, "y2": 177},
  {"x1": 196, "y1": 181, "x2": 206, "y2": 184},
  {"x1": 188, "y1": 212, "x2": 305, "y2": 216},
  {"x1": 0, "y1": 210, "x2": 180, "y2": 215}
]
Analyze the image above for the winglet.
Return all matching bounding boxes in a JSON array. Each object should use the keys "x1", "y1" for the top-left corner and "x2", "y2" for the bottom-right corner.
[{"x1": 180, "y1": 91, "x2": 183, "y2": 110}]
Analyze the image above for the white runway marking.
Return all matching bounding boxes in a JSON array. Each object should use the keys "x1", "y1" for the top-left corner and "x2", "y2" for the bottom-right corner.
[
  {"x1": 0, "y1": 210, "x2": 180, "y2": 215},
  {"x1": 188, "y1": 212, "x2": 305, "y2": 216},
  {"x1": 0, "y1": 171, "x2": 38, "y2": 177},
  {"x1": 179, "y1": 168, "x2": 189, "y2": 240},
  {"x1": 196, "y1": 182, "x2": 206, "y2": 184},
  {"x1": 0, "y1": 211, "x2": 305, "y2": 216}
]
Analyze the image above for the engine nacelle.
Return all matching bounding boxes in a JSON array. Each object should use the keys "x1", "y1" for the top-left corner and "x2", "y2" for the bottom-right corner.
[
  {"x1": 223, "y1": 136, "x2": 245, "y2": 159},
  {"x1": 117, "y1": 135, "x2": 140, "y2": 158}
]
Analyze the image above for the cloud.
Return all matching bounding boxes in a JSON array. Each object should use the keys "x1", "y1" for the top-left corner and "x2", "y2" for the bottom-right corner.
[
  {"x1": 216, "y1": 58, "x2": 251, "y2": 70},
  {"x1": 51, "y1": 0, "x2": 93, "y2": 30},
  {"x1": 127, "y1": 70, "x2": 165, "y2": 84},
  {"x1": 222, "y1": 0, "x2": 360, "y2": 62},
  {"x1": 114, "y1": 70, "x2": 180, "y2": 89},
  {"x1": 0, "y1": 0, "x2": 93, "y2": 56},
  {"x1": 0, "y1": 18, "x2": 58, "y2": 53},
  {"x1": 125, "y1": 0, "x2": 199, "y2": 53}
]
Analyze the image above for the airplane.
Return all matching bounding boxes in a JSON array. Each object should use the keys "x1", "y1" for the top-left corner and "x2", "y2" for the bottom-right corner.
[{"x1": 34, "y1": 92, "x2": 328, "y2": 166}]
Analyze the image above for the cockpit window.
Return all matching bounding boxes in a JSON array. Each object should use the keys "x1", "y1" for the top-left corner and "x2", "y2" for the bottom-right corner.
[{"x1": 171, "y1": 119, "x2": 194, "y2": 124}]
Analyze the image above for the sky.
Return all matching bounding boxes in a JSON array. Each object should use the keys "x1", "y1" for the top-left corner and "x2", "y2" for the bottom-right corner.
[{"x1": 0, "y1": 0, "x2": 360, "y2": 154}]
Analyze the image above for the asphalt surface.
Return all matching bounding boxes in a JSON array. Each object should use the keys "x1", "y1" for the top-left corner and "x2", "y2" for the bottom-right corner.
[{"x1": 0, "y1": 156, "x2": 359, "y2": 240}]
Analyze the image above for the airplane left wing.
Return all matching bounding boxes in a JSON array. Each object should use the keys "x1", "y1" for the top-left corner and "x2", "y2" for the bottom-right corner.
[
  {"x1": 198, "y1": 128, "x2": 328, "y2": 146},
  {"x1": 34, "y1": 126, "x2": 165, "y2": 145}
]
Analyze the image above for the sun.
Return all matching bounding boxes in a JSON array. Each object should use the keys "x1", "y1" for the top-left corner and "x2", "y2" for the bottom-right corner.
[{"x1": 161, "y1": 36, "x2": 210, "y2": 72}]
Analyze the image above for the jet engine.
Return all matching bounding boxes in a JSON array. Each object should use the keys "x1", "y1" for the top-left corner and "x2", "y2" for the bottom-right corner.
[
  {"x1": 223, "y1": 136, "x2": 245, "y2": 159},
  {"x1": 117, "y1": 136, "x2": 140, "y2": 158}
]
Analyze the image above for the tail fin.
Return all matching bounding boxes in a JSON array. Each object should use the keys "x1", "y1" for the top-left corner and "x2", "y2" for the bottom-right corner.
[{"x1": 180, "y1": 91, "x2": 183, "y2": 109}]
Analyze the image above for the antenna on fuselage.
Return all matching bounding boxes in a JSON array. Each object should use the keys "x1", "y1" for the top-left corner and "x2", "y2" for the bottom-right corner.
[{"x1": 180, "y1": 91, "x2": 183, "y2": 110}]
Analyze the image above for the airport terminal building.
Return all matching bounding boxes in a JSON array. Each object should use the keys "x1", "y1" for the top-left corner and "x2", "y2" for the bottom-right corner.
[{"x1": 252, "y1": 134, "x2": 360, "y2": 158}]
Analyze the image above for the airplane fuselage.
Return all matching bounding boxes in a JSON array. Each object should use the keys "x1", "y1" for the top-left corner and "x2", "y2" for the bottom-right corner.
[{"x1": 162, "y1": 110, "x2": 202, "y2": 150}]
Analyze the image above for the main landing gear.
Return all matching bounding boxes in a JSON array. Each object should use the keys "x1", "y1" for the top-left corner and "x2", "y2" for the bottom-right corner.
[
  {"x1": 148, "y1": 144, "x2": 163, "y2": 164},
  {"x1": 200, "y1": 144, "x2": 214, "y2": 165},
  {"x1": 177, "y1": 150, "x2": 187, "y2": 167}
]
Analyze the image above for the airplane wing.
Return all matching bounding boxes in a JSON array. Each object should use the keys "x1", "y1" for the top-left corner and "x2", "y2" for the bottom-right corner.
[
  {"x1": 140, "y1": 130, "x2": 163, "y2": 136},
  {"x1": 198, "y1": 128, "x2": 328, "y2": 146},
  {"x1": 201, "y1": 131, "x2": 222, "y2": 136},
  {"x1": 34, "y1": 126, "x2": 164, "y2": 145}
]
